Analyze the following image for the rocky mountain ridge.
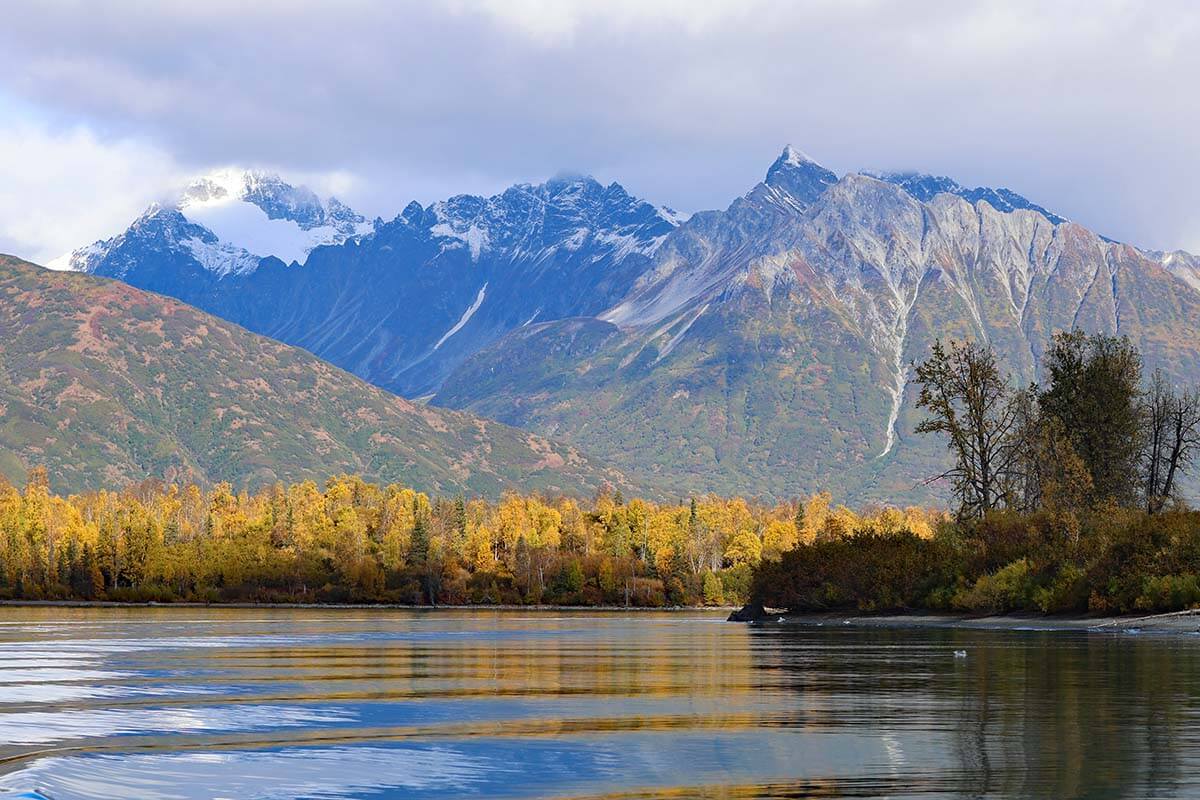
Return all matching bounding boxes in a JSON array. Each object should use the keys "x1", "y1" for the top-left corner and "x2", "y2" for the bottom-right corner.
[
  {"x1": 43, "y1": 147, "x2": 1200, "y2": 501},
  {"x1": 434, "y1": 151, "x2": 1200, "y2": 501}
]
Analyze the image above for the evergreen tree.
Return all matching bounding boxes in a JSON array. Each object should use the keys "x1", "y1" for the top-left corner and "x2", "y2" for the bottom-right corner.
[
  {"x1": 1041, "y1": 331, "x2": 1144, "y2": 506},
  {"x1": 409, "y1": 502, "x2": 429, "y2": 566},
  {"x1": 453, "y1": 496, "x2": 467, "y2": 536}
]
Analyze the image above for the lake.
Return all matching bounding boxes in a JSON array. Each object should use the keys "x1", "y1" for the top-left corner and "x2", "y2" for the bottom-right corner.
[{"x1": 0, "y1": 608, "x2": 1197, "y2": 799}]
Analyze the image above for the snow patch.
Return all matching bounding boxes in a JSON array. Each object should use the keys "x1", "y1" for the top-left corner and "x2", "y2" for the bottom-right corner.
[
  {"x1": 658, "y1": 206, "x2": 691, "y2": 226},
  {"x1": 431, "y1": 222, "x2": 490, "y2": 260},
  {"x1": 592, "y1": 229, "x2": 662, "y2": 262},
  {"x1": 45, "y1": 240, "x2": 106, "y2": 272},
  {"x1": 1160, "y1": 251, "x2": 1200, "y2": 295},
  {"x1": 182, "y1": 200, "x2": 340, "y2": 266},
  {"x1": 182, "y1": 237, "x2": 263, "y2": 277},
  {"x1": 432, "y1": 283, "x2": 488, "y2": 350},
  {"x1": 878, "y1": 298, "x2": 914, "y2": 459},
  {"x1": 781, "y1": 144, "x2": 818, "y2": 166}
]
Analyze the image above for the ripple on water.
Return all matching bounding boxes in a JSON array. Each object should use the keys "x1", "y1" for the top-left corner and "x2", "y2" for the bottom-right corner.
[{"x1": 0, "y1": 609, "x2": 1199, "y2": 799}]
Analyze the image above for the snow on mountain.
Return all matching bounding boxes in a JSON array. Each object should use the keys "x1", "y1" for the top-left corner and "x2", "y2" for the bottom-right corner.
[
  {"x1": 601, "y1": 146, "x2": 838, "y2": 327},
  {"x1": 47, "y1": 142, "x2": 1198, "y2": 429},
  {"x1": 54, "y1": 169, "x2": 372, "y2": 278},
  {"x1": 867, "y1": 170, "x2": 1068, "y2": 224},
  {"x1": 1156, "y1": 249, "x2": 1200, "y2": 294},
  {"x1": 433, "y1": 283, "x2": 488, "y2": 350},
  {"x1": 182, "y1": 192, "x2": 358, "y2": 270},
  {"x1": 427, "y1": 175, "x2": 681, "y2": 264},
  {"x1": 435, "y1": 150, "x2": 1200, "y2": 505}
]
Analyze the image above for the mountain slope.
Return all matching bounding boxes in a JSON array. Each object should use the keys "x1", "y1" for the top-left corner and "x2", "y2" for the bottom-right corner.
[
  {"x1": 0, "y1": 254, "x2": 626, "y2": 496},
  {"x1": 435, "y1": 152, "x2": 1200, "y2": 502},
  {"x1": 64, "y1": 173, "x2": 682, "y2": 397},
  {"x1": 47, "y1": 147, "x2": 1200, "y2": 503}
]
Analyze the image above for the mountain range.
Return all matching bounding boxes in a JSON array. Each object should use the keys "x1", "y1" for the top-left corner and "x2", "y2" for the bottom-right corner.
[
  {"x1": 47, "y1": 147, "x2": 1200, "y2": 502},
  {"x1": 0, "y1": 254, "x2": 625, "y2": 496}
]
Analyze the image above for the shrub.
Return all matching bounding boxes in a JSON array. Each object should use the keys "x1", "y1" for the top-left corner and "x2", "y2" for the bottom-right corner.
[
  {"x1": 701, "y1": 571, "x2": 724, "y2": 606},
  {"x1": 1033, "y1": 564, "x2": 1088, "y2": 613},
  {"x1": 954, "y1": 559, "x2": 1034, "y2": 613},
  {"x1": 1135, "y1": 574, "x2": 1200, "y2": 612}
]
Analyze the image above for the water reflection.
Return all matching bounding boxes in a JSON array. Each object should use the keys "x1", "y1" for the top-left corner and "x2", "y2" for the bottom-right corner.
[{"x1": 0, "y1": 609, "x2": 1195, "y2": 798}]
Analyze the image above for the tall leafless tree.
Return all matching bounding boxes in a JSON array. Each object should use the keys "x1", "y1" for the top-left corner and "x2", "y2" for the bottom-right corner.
[
  {"x1": 914, "y1": 340, "x2": 1021, "y2": 520},
  {"x1": 1144, "y1": 369, "x2": 1200, "y2": 513}
]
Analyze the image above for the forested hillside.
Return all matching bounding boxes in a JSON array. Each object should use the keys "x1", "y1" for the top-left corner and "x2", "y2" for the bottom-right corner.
[{"x1": 0, "y1": 255, "x2": 625, "y2": 497}]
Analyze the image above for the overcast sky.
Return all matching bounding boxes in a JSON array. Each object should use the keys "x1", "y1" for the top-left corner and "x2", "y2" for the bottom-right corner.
[{"x1": 1, "y1": 0, "x2": 1197, "y2": 262}]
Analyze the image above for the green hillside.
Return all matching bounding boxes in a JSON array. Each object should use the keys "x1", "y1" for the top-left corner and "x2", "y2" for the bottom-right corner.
[{"x1": 0, "y1": 255, "x2": 627, "y2": 496}]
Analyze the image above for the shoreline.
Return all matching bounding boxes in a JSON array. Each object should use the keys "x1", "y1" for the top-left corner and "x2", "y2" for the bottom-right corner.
[
  {"x1": 3, "y1": 600, "x2": 1197, "y2": 633},
  {"x1": 0, "y1": 600, "x2": 735, "y2": 612},
  {"x1": 769, "y1": 609, "x2": 1200, "y2": 634}
]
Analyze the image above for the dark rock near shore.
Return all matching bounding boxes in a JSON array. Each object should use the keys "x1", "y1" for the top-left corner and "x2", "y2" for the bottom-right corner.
[{"x1": 727, "y1": 603, "x2": 771, "y2": 622}]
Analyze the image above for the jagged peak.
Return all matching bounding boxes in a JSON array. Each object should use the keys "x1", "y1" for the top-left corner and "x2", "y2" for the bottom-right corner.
[
  {"x1": 781, "y1": 144, "x2": 820, "y2": 167},
  {"x1": 136, "y1": 201, "x2": 167, "y2": 220},
  {"x1": 762, "y1": 145, "x2": 839, "y2": 208},
  {"x1": 867, "y1": 169, "x2": 1067, "y2": 225},
  {"x1": 766, "y1": 144, "x2": 832, "y2": 177}
]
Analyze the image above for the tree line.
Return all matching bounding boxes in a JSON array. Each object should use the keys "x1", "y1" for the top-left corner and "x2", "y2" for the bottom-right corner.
[
  {"x1": 753, "y1": 330, "x2": 1200, "y2": 615},
  {"x1": 0, "y1": 469, "x2": 942, "y2": 606}
]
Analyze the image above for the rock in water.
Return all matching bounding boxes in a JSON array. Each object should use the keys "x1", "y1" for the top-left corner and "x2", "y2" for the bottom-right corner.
[{"x1": 727, "y1": 603, "x2": 769, "y2": 622}]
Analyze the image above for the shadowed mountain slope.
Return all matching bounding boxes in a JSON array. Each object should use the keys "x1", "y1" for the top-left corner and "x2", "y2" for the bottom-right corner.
[{"x1": 0, "y1": 255, "x2": 627, "y2": 496}]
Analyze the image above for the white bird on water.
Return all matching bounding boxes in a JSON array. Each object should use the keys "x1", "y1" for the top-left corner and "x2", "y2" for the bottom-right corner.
[{"x1": 954, "y1": 650, "x2": 968, "y2": 658}]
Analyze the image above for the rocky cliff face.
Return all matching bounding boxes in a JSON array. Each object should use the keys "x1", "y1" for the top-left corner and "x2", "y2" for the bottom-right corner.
[{"x1": 436, "y1": 152, "x2": 1200, "y2": 502}]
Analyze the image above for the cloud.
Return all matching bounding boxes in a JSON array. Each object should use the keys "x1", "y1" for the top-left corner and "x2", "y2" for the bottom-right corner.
[
  {"x1": 0, "y1": 104, "x2": 365, "y2": 263},
  {"x1": 0, "y1": 0, "x2": 1198, "y2": 254},
  {"x1": 0, "y1": 116, "x2": 181, "y2": 263}
]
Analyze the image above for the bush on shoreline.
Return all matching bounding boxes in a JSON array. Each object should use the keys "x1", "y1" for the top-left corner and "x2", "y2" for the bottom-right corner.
[
  {"x1": 752, "y1": 507, "x2": 1200, "y2": 615},
  {"x1": 736, "y1": 332, "x2": 1200, "y2": 617}
]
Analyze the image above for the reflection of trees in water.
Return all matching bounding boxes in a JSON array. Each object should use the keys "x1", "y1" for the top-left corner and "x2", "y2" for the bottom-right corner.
[
  {"x1": 948, "y1": 632, "x2": 1197, "y2": 798},
  {"x1": 748, "y1": 626, "x2": 1200, "y2": 797}
]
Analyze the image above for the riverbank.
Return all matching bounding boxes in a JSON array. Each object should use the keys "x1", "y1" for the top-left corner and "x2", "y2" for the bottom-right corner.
[
  {"x1": 764, "y1": 609, "x2": 1200, "y2": 634},
  {"x1": 0, "y1": 599, "x2": 734, "y2": 612}
]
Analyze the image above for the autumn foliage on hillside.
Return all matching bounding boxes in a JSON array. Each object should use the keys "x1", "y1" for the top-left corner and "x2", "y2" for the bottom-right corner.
[{"x1": 0, "y1": 469, "x2": 942, "y2": 606}]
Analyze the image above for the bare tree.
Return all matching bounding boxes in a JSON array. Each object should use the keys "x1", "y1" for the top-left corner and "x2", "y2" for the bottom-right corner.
[
  {"x1": 1144, "y1": 369, "x2": 1200, "y2": 513},
  {"x1": 914, "y1": 340, "x2": 1021, "y2": 520}
]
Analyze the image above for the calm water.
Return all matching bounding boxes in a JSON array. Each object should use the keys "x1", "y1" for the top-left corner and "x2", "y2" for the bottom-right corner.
[{"x1": 0, "y1": 609, "x2": 1197, "y2": 799}]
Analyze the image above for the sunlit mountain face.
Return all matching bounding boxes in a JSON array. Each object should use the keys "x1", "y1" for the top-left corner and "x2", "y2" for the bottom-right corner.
[{"x1": 50, "y1": 147, "x2": 1200, "y2": 502}]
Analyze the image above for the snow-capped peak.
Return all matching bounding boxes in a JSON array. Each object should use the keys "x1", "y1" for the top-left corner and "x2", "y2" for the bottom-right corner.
[
  {"x1": 52, "y1": 169, "x2": 374, "y2": 279},
  {"x1": 427, "y1": 174, "x2": 681, "y2": 263},
  {"x1": 760, "y1": 145, "x2": 839, "y2": 208},
  {"x1": 780, "y1": 144, "x2": 819, "y2": 167},
  {"x1": 179, "y1": 168, "x2": 254, "y2": 208}
]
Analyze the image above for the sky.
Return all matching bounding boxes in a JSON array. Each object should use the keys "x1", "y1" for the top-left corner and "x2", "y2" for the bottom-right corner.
[{"x1": 1, "y1": 0, "x2": 1197, "y2": 263}]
